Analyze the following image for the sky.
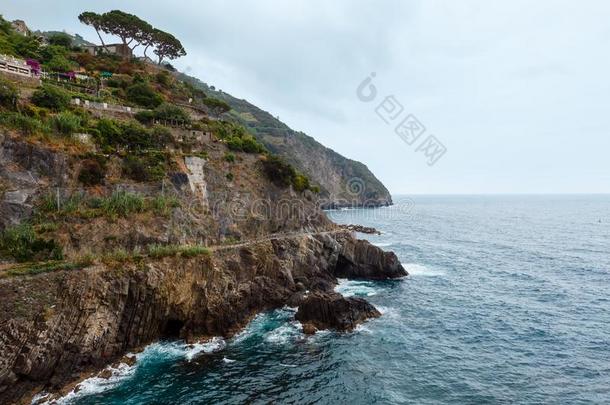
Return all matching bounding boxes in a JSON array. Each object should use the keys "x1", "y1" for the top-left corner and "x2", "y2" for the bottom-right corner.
[{"x1": 4, "y1": 0, "x2": 610, "y2": 194}]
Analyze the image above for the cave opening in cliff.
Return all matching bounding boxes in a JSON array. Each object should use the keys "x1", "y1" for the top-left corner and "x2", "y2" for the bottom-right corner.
[
  {"x1": 161, "y1": 319, "x2": 185, "y2": 339},
  {"x1": 335, "y1": 255, "x2": 353, "y2": 278}
]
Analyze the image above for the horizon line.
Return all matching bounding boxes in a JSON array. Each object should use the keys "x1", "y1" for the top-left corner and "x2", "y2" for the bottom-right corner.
[{"x1": 391, "y1": 192, "x2": 610, "y2": 196}]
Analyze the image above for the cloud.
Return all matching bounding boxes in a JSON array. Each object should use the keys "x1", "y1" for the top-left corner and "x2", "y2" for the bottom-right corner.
[{"x1": 4, "y1": 0, "x2": 610, "y2": 193}]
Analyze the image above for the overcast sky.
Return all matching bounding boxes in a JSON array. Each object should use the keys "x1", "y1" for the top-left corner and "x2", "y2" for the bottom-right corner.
[{"x1": 4, "y1": 0, "x2": 610, "y2": 194}]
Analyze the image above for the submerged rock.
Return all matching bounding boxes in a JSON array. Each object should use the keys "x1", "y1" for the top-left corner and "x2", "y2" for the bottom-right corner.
[
  {"x1": 295, "y1": 292, "x2": 381, "y2": 333},
  {"x1": 302, "y1": 323, "x2": 318, "y2": 335}
]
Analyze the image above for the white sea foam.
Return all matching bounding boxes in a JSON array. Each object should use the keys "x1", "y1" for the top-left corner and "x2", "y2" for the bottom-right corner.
[
  {"x1": 404, "y1": 263, "x2": 445, "y2": 277},
  {"x1": 375, "y1": 306, "x2": 399, "y2": 319},
  {"x1": 231, "y1": 312, "x2": 265, "y2": 343},
  {"x1": 183, "y1": 337, "x2": 226, "y2": 361},
  {"x1": 264, "y1": 321, "x2": 303, "y2": 344},
  {"x1": 373, "y1": 242, "x2": 393, "y2": 247},
  {"x1": 139, "y1": 337, "x2": 226, "y2": 362},
  {"x1": 39, "y1": 337, "x2": 225, "y2": 404},
  {"x1": 335, "y1": 279, "x2": 378, "y2": 297},
  {"x1": 354, "y1": 323, "x2": 373, "y2": 334},
  {"x1": 223, "y1": 357, "x2": 236, "y2": 364},
  {"x1": 31, "y1": 392, "x2": 50, "y2": 404},
  {"x1": 36, "y1": 361, "x2": 137, "y2": 404}
]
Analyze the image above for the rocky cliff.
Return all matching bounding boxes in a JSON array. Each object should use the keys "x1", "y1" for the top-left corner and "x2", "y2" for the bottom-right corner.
[
  {"x1": 0, "y1": 127, "x2": 405, "y2": 403},
  {"x1": 0, "y1": 231, "x2": 405, "y2": 403}
]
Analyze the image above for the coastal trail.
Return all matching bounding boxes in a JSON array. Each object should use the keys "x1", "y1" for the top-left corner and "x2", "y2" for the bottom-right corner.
[{"x1": 208, "y1": 229, "x2": 346, "y2": 252}]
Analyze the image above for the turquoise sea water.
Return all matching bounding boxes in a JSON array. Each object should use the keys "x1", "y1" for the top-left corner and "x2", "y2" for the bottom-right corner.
[{"x1": 53, "y1": 195, "x2": 610, "y2": 404}]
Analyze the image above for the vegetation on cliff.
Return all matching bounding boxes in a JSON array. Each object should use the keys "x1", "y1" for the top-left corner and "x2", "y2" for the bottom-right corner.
[
  {"x1": 176, "y1": 73, "x2": 393, "y2": 207},
  {"x1": 0, "y1": 10, "x2": 324, "y2": 283}
]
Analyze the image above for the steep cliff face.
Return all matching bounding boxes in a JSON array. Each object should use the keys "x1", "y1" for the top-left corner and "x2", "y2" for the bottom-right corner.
[
  {"x1": 0, "y1": 86, "x2": 400, "y2": 403},
  {"x1": 0, "y1": 231, "x2": 405, "y2": 403},
  {"x1": 177, "y1": 74, "x2": 393, "y2": 208},
  {"x1": 0, "y1": 132, "x2": 332, "y2": 248}
]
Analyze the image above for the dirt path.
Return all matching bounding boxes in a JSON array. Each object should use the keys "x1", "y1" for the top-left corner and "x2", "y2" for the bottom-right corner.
[{"x1": 209, "y1": 229, "x2": 345, "y2": 252}]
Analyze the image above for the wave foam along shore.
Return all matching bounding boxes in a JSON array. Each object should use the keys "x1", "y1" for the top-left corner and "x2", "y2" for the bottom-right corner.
[{"x1": 34, "y1": 337, "x2": 227, "y2": 404}]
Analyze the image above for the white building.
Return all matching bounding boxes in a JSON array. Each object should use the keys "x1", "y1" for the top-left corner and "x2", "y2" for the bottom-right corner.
[{"x1": 0, "y1": 55, "x2": 33, "y2": 77}]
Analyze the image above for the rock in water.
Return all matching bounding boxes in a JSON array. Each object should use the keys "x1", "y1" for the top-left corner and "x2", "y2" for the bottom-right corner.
[
  {"x1": 335, "y1": 238, "x2": 407, "y2": 280},
  {"x1": 296, "y1": 292, "x2": 381, "y2": 333}
]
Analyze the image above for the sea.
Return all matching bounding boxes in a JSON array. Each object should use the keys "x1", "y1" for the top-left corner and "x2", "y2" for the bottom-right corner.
[{"x1": 39, "y1": 195, "x2": 610, "y2": 404}]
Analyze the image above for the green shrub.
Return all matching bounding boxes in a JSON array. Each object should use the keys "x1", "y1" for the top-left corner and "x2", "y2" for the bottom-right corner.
[
  {"x1": 136, "y1": 104, "x2": 191, "y2": 126},
  {"x1": 148, "y1": 244, "x2": 209, "y2": 259},
  {"x1": 152, "y1": 103, "x2": 191, "y2": 123},
  {"x1": 48, "y1": 33, "x2": 72, "y2": 48},
  {"x1": 126, "y1": 82, "x2": 164, "y2": 108},
  {"x1": 179, "y1": 245, "x2": 209, "y2": 258},
  {"x1": 44, "y1": 55, "x2": 75, "y2": 72},
  {"x1": 31, "y1": 85, "x2": 71, "y2": 111},
  {"x1": 0, "y1": 77, "x2": 18, "y2": 110},
  {"x1": 211, "y1": 120, "x2": 247, "y2": 139},
  {"x1": 106, "y1": 76, "x2": 131, "y2": 89},
  {"x1": 150, "y1": 195, "x2": 180, "y2": 216},
  {"x1": 120, "y1": 121, "x2": 153, "y2": 149},
  {"x1": 134, "y1": 109, "x2": 155, "y2": 124},
  {"x1": 38, "y1": 192, "x2": 84, "y2": 216},
  {"x1": 241, "y1": 135, "x2": 266, "y2": 153},
  {"x1": 3, "y1": 261, "x2": 86, "y2": 278},
  {"x1": 151, "y1": 126, "x2": 173, "y2": 147},
  {"x1": 262, "y1": 155, "x2": 296, "y2": 188},
  {"x1": 94, "y1": 118, "x2": 171, "y2": 153},
  {"x1": 10, "y1": 34, "x2": 42, "y2": 59},
  {"x1": 38, "y1": 190, "x2": 175, "y2": 220},
  {"x1": 99, "y1": 191, "x2": 145, "y2": 218},
  {"x1": 211, "y1": 121, "x2": 265, "y2": 154},
  {"x1": 51, "y1": 111, "x2": 81, "y2": 136},
  {"x1": 122, "y1": 152, "x2": 167, "y2": 182},
  {"x1": 260, "y1": 156, "x2": 312, "y2": 192},
  {"x1": 0, "y1": 223, "x2": 63, "y2": 263},
  {"x1": 0, "y1": 15, "x2": 12, "y2": 36},
  {"x1": 224, "y1": 152, "x2": 236, "y2": 163},
  {"x1": 102, "y1": 248, "x2": 134, "y2": 264},
  {"x1": 202, "y1": 97, "x2": 231, "y2": 116},
  {"x1": 35, "y1": 222, "x2": 59, "y2": 233},
  {"x1": 155, "y1": 71, "x2": 172, "y2": 87},
  {"x1": 22, "y1": 104, "x2": 50, "y2": 120},
  {"x1": 226, "y1": 172, "x2": 234, "y2": 181},
  {"x1": 122, "y1": 156, "x2": 146, "y2": 182},
  {"x1": 40, "y1": 44, "x2": 69, "y2": 63},
  {"x1": 78, "y1": 158, "x2": 106, "y2": 186},
  {"x1": 293, "y1": 173, "x2": 310, "y2": 192},
  {"x1": 0, "y1": 112, "x2": 47, "y2": 135},
  {"x1": 94, "y1": 118, "x2": 122, "y2": 151},
  {"x1": 148, "y1": 244, "x2": 178, "y2": 259},
  {"x1": 226, "y1": 136, "x2": 243, "y2": 151}
]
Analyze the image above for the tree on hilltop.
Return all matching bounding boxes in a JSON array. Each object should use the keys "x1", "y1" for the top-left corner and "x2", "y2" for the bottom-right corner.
[
  {"x1": 78, "y1": 11, "x2": 108, "y2": 51},
  {"x1": 78, "y1": 9, "x2": 187, "y2": 64},
  {"x1": 102, "y1": 10, "x2": 153, "y2": 56},
  {"x1": 152, "y1": 30, "x2": 186, "y2": 65}
]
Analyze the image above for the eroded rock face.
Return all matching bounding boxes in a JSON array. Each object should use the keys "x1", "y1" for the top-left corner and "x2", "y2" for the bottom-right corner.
[
  {"x1": 296, "y1": 292, "x2": 381, "y2": 333},
  {"x1": 0, "y1": 231, "x2": 404, "y2": 403}
]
